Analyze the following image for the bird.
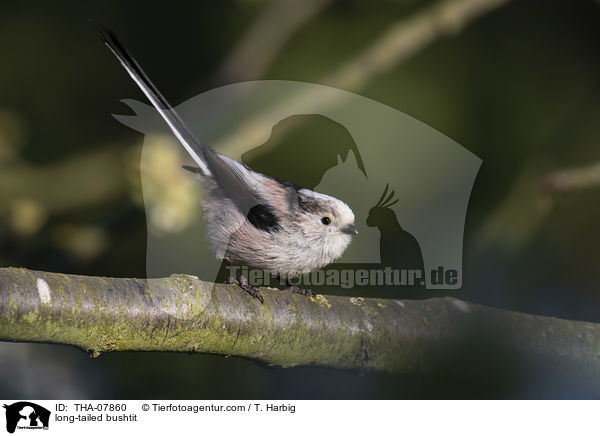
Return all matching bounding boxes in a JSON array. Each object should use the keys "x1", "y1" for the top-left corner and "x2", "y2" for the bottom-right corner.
[
  {"x1": 95, "y1": 25, "x2": 358, "y2": 303},
  {"x1": 366, "y1": 184, "x2": 423, "y2": 273}
]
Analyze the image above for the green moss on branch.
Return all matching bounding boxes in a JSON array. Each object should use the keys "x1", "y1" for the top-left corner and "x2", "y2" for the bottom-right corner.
[{"x1": 1, "y1": 267, "x2": 600, "y2": 375}]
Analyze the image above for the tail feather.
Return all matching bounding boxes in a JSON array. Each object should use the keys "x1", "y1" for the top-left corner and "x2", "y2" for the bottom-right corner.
[
  {"x1": 94, "y1": 23, "x2": 210, "y2": 175},
  {"x1": 95, "y1": 23, "x2": 263, "y2": 213}
]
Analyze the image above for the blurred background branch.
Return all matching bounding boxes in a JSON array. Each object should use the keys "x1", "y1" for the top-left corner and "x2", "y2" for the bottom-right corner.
[
  {"x1": 215, "y1": 0, "x2": 334, "y2": 83},
  {"x1": 540, "y1": 161, "x2": 600, "y2": 194},
  {"x1": 322, "y1": 0, "x2": 511, "y2": 90},
  {"x1": 215, "y1": 0, "x2": 511, "y2": 156},
  {"x1": 0, "y1": 145, "x2": 131, "y2": 217}
]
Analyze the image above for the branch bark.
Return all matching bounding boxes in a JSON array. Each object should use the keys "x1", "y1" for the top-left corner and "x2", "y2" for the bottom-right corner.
[{"x1": 1, "y1": 267, "x2": 600, "y2": 375}]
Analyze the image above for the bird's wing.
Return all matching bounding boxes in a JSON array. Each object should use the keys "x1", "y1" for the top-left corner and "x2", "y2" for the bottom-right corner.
[{"x1": 95, "y1": 24, "x2": 263, "y2": 215}]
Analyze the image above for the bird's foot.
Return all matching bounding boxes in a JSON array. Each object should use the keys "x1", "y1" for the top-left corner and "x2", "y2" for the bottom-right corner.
[
  {"x1": 285, "y1": 285, "x2": 314, "y2": 297},
  {"x1": 228, "y1": 274, "x2": 264, "y2": 304}
]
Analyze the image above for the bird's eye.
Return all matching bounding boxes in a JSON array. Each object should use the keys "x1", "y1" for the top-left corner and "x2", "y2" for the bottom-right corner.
[{"x1": 321, "y1": 216, "x2": 332, "y2": 225}]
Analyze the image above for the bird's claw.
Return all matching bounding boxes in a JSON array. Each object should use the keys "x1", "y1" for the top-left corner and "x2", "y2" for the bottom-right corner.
[
  {"x1": 228, "y1": 274, "x2": 264, "y2": 304},
  {"x1": 285, "y1": 285, "x2": 314, "y2": 297}
]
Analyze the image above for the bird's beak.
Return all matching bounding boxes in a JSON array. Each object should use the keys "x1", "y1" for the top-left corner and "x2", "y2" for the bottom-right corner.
[{"x1": 341, "y1": 224, "x2": 358, "y2": 235}]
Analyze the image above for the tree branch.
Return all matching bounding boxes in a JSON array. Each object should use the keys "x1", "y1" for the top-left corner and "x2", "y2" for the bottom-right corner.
[
  {"x1": 215, "y1": 0, "x2": 333, "y2": 83},
  {"x1": 540, "y1": 161, "x2": 600, "y2": 194},
  {"x1": 1, "y1": 267, "x2": 600, "y2": 374},
  {"x1": 213, "y1": 0, "x2": 511, "y2": 157}
]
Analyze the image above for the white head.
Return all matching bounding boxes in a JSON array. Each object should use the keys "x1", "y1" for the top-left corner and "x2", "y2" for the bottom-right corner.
[{"x1": 296, "y1": 189, "x2": 357, "y2": 266}]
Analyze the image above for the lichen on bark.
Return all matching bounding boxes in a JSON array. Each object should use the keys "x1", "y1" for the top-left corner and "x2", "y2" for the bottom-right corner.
[{"x1": 1, "y1": 267, "x2": 600, "y2": 376}]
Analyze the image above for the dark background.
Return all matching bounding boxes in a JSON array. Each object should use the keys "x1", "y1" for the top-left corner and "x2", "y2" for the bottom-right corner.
[{"x1": 1, "y1": 0, "x2": 600, "y2": 398}]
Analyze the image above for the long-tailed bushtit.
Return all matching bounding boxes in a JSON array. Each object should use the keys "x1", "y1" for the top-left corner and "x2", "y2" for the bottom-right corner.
[{"x1": 96, "y1": 27, "x2": 358, "y2": 302}]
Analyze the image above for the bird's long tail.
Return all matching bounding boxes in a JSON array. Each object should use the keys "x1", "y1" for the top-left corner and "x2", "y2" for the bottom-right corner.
[
  {"x1": 95, "y1": 24, "x2": 211, "y2": 175},
  {"x1": 95, "y1": 24, "x2": 263, "y2": 211}
]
